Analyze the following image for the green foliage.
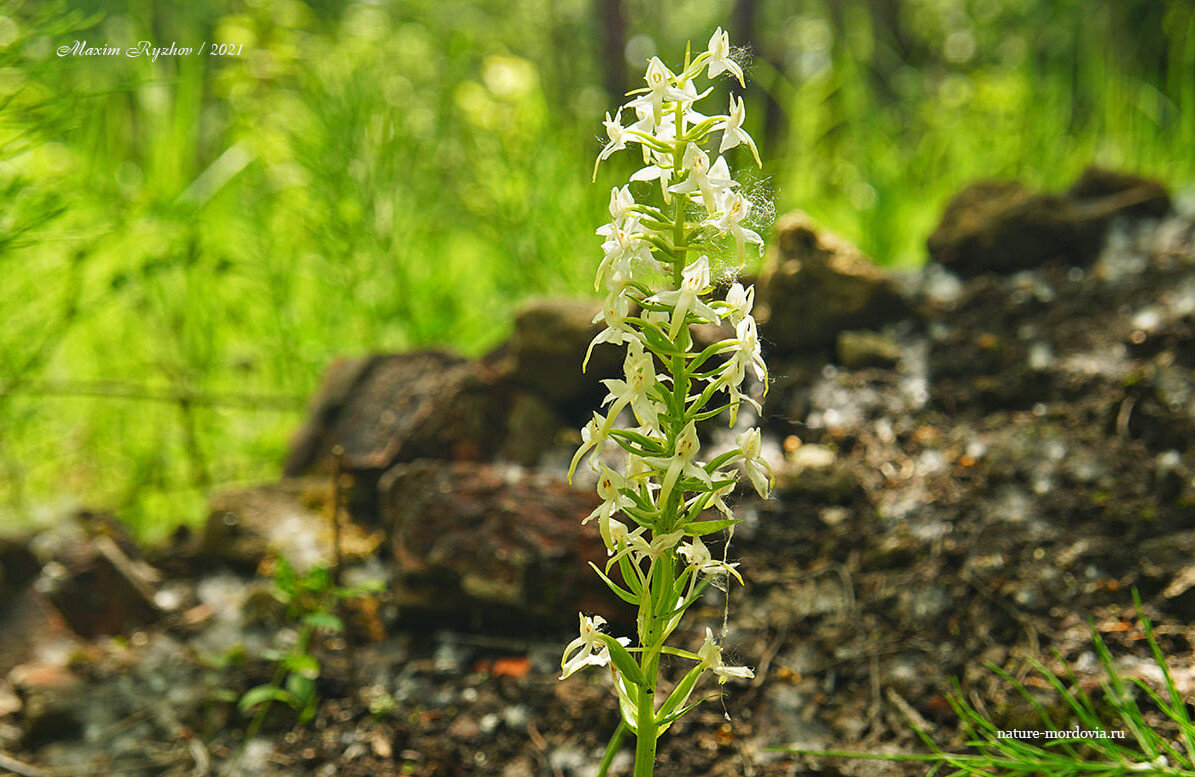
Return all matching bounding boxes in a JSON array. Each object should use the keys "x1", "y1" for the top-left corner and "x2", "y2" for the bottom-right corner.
[
  {"x1": 767, "y1": 0, "x2": 1195, "y2": 267},
  {"x1": 0, "y1": 0, "x2": 1192, "y2": 533}
]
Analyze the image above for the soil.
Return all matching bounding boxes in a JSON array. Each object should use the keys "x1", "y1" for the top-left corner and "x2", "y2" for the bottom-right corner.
[{"x1": 2, "y1": 202, "x2": 1195, "y2": 777}]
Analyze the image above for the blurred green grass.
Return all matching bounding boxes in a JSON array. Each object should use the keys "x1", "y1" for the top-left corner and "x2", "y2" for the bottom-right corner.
[{"x1": 1, "y1": 0, "x2": 1192, "y2": 535}]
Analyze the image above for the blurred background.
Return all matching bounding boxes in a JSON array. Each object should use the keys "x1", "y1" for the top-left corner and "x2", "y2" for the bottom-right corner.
[{"x1": 1, "y1": 0, "x2": 1192, "y2": 536}]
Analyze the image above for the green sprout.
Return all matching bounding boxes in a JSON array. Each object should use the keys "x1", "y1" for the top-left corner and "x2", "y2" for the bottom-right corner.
[{"x1": 238, "y1": 559, "x2": 378, "y2": 740}]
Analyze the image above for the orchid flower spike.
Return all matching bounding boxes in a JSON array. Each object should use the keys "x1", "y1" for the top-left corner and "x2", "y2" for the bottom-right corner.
[{"x1": 564, "y1": 30, "x2": 772, "y2": 765}]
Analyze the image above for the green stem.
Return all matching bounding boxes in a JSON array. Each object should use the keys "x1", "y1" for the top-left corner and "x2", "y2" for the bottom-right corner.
[
  {"x1": 631, "y1": 95, "x2": 695, "y2": 777},
  {"x1": 667, "y1": 100, "x2": 690, "y2": 528},
  {"x1": 596, "y1": 722, "x2": 628, "y2": 777},
  {"x1": 633, "y1": 651, "x2": 660, "y2": 777}
]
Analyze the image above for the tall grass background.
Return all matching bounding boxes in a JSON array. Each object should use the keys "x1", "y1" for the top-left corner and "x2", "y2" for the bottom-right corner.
[{"x1": 1, "y1": 0, "x2": 1192, "y2": 535}]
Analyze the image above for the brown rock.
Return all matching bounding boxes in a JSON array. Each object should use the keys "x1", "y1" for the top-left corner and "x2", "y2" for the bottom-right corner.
[
  {"x1": 927, "y1": 168, "x2": 1172, "y2": 277},
  {"x1": 501, "y1": 297, "x2": 622, "y2": 419},
  {"x1": 37, "y1": 537, "x2": 161, "y2": 639},
  {"x1": 1066, "y1": 166, "x2": 1172, "y2": 214},
  {"x1": 497, "y1": 392, "x2": 567, "y2": 467},
  {"x1": 756, "y1": 212, "x2": 906, "y2": 352},
  {"x1": 0, "y1": 588, "x2": 77, "y2": 677},
  {"x1": 447, "y1": 713, "x2": 482, "y2": 741},
  {"x1": 836, "y1": 329, "x2": 902, "y2": 370},
  {"x1": 0, "y1": 535, "x2": 38, "y2": 612},
  {"x1": 283, "y1": 351, "x2": 517, "y2": 520},
  {"x1": 1160, "y1": 565, "x2": 1195, "y2": 621},
  {"x1": 10, "y1": 661, "x2": 83, "y2": 747},
  {"x1": 1139, "y1": 530, "x2": 1195, "y2": 579},
  {"x1": 284, "y1": 298, "x2": 625, "y2": 484},
  {"x1": 284, "y1": 350, "x2": 510, "y2": 477},
  {"x1": 201, "y1": 477, "x2": 382, "y2": 570},
  {"x1": 378, "y1": 460, "x2": 615, "y2": 629}
]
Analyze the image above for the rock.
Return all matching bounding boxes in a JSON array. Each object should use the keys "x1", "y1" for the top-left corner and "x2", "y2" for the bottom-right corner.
[
  {"x1": 1152, "y1": 450, "x2": 1186, "y2": 503},
  {"x1": 446, "y1": 713, "x2": 481, "y2": 741},
  {"x1": 756, "y1": 212, "x2": 906, "y2": 352},
  {"x1": 1160, "y1": 565, "x2": 1195, "y2": 621},
  {"x1": 500, "y1": 297, "x2": 622, "y2": 419},
  {"x1": 836, "y1": 329, "x2": 902, "y2": 369},
  {"x1": 777, "y1": 465, "x2": 861, "y2": 504},
  {"x1": 927, "y1": 168, "x2": 1172, "y2": 277},
  {"x1": 10, "y1": 661, "x2": 83, "y2": 747},
  {"x1": 283, "y1": 350, "x2": 512, "y2": 481},
  {"x1": 36, "y1": 537, "x2": 162, "y2": 639},
  {"x1": 775, "y1": 445, "x2": 860, "y2": 503},
  {"x1": 1066, "y1": 167, "x2": 1171, "y2": 215},
  {"x1": 283, "y1": 301, "x2": 628, "y2": 486},
  {"x1": 928, "y1": 182, "x2": 1080, "y2": 276},
  {"x1": 502, "y1": 756, "x2": 536, "y2": 777},
  {"x1": 378, "y1": 460, "x2": 614, "y2": 629},
  {"x1": 1139, "y1": 531, "x2": 1195, "y2": 580},
  {"x1": 0, "y1": 588, "x2": 77, "y2": 677},
  {"x1": 201, "y1": 478, "x2": 382, "y2": 570},
  {"x1": 497, "y1": 392, "x2": 567, "y2": 467},
  {"x1": 0, "y1": 535, "x2": 38, "y2": 611}
]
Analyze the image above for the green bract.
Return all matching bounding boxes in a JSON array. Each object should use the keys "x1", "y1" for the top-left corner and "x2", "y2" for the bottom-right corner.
[{"x1": 561, "y1": 27, "x2": 774, "y2": 777}]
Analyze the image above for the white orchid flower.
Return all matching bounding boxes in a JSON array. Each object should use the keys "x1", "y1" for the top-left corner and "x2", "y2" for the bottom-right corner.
[
  {"x1": 568, "y1": 412, "x2": 610, "y2": 482},
  {"x1": 669, "y1": 144, "x2": 737, "y2": 215},
  {"x1": 708, "y1": 190, "x2": 764, "y2": 265},
  {"x1": 647, "y1": 420, "x2": 712, "y2": 504},
  {"x1": 604, "y1": 526, "x2": 684, "y2": 577},
  {"x1": 596, "y1": 218, "x2": 656, "y2": 292},
  {"x1": 650, "y1": 256, "x2": 721, "y2": 340},
  {"x1": 599, "y1": 514, "x2": 645, "y2": 562},
  {"x1": 716, "y1": 356, "x2": 762, "y2": 426},
  {"x1": 722, "y1": 282, "x2": 754, "y2": 326},
  {"x1": 679, "y1": 535, "x2": 744, "y2": 585},
  {"x1": 584, "y1": 293, "x2": 638, "y2": 371},
  {"x1": 627, "y1": 101, "x2": 673, "y2": 163},
  {"x1": 718, "y1": 95, "x2": 761, "y2": 166},
  {"x1": 698, "y1": 480, "x2": 738, "y2": 519},
  {"x1": 731, "y1": 315, "x2": 767, "y2": 383},
  {"x1": 608, "y1": 185, "x2": 636, "y2": 225},
  {"x1": 593, "y1": 110, "x2": 630, "y2": 179},
  {"x1": 705, "y1": 27, "x2": 745, "y2": 86},
  {"x1": 601, "y1": 339, "x2": 660, "y2": 430},
  {"x1": 735, "y1": 428, "x2": 773, "y2": 498},
  {"x1": 560, "y1": 614, "x2": 629, "y2": 679},
  {"x1": 636, "y1": 57, "x2": 689, "y2": 126},
  {"x1": 697, "y1": 627, "x2": 754, "y2": 683},
  {"x1": 585, "y1": 462, "x2": 638, "y2": 529}
]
